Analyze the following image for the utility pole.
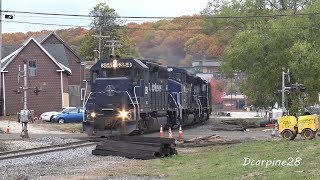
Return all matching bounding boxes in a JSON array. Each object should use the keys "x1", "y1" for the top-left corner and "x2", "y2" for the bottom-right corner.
[
  {"x1": 281, "y1": 69, "x2": 286, "y2": 113},
  {"x1": 105, "y1": 40, "x2": 122, "y2": 56},
  {"x1": 0, "y1": 0, "x2": 2, "y2": 116},
  {"x1": 92, "y1": 28, "x2": 109, "y2": 60}
]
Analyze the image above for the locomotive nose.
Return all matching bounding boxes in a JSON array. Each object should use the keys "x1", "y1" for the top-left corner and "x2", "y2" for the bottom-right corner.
[{"x1": 88, "y1": 78, "x2": 133, "y2": 110}]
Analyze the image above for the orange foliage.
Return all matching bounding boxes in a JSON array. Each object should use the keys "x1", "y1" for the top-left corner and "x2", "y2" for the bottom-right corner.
[
  {"x1": 126, "y1": 15, "x2": 223, "y2": 66},
  {"x1": 3, "y1": 28, "x2": 88, "y2": 48}
]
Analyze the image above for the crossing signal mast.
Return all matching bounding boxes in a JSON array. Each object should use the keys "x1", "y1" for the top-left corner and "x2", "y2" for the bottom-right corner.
[
  {"x1": 274, "y1": 68, "x2": 306, "y2": 115},
  {"x1": 14, "y1": 62, "x2": 42, "y2": 138}
]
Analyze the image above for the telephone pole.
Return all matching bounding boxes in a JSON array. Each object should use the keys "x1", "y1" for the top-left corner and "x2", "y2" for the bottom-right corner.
[
  {"x1": 0, "y1": 0, "x2": 2, "y2": 115},
  {"x1": 92, "y1": 28, "x2": 109, "y2": 60},
  {"x1": 105, "y1": 40, "x2": 122, "y2": 56}
]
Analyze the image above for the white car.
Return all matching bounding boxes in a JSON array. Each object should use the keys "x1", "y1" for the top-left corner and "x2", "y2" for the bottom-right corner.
[{"x1": 40, "y1": 107, "x2": 76, "y2": 122}]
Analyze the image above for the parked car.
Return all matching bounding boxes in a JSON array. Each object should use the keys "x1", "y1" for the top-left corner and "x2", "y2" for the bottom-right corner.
[
  {"x1": 40, "y1": 107, "x2": 76, "y2": 122},
  {"x1": 51, "y1": 107, "x2": 84, "y2": 123}
]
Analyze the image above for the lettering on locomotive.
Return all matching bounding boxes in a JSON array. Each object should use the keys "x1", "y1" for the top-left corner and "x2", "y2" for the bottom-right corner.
[{"x1": 101, "y1": 62, "x2": 132, "y2": 68}]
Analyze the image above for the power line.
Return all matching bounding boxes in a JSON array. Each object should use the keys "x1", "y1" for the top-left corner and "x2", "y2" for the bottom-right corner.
[
  {"x1": 4, "y1": 19, "x2": 320, "y2": 31},
  {"x1": 3, "y1": 20, "x2": 91, "y2": 28},
  {"x1": 12, "y1": 14, "x2": 94, "y2": 20},
  {"x1": 6, "y1": 14, "x2": 159, "y2": 22},
  {"x1": 3, "y1": 10, "x2": 320, "y2": 20}
]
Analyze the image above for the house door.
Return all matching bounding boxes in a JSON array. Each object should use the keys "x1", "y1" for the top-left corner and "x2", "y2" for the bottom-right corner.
[{"x1": 68, "y1": 85, "x2": 81, "y2": 107}]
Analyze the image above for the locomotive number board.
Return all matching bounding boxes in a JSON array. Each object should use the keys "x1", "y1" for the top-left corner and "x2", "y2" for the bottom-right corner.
[{"x1": 101, "y1": 62, "x2": 132, "y2": 68}]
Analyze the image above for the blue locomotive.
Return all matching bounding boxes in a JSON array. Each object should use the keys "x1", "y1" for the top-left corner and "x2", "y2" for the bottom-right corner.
[{"x1": 83, "y1": 57, "x2": 211, "y2": 136}]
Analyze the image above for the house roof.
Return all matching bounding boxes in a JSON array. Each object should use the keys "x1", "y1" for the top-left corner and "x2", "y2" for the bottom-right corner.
[
  {"x1": 35, "y1": 32, "x2": 51, "y2": 43},
  {"x1": 2, "y1": 45, "x2": 22, "y2": 58},
  {"x1": 43, "y1": 44, "x2": 70, "y2": 69},
  {"x1": 1, "y1": 37, "x2": 72, "y2": 73},
  {"x1": 35, "y1": 32, "x2": 82, "y2": 63}
]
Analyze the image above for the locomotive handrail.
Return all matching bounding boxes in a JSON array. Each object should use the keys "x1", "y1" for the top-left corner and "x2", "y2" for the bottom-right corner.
[
  {"x1": 134, "y1": 85, "x2": 141, "y2": 121},
  {"x1": 171, "y1": 92, "x2": 182, "y2": 120},
  {"x1": 198, "y1": 97, "x2": 203, "y2": 116},
  {"x1": 169, "y1": 94, "x2": 178, "y2": 109},
  {"x1": 177, "y1": 92, "x2": 183, "y2": 121},
  {"x1": 121, "y1": 91, "x2": 137, "y2": 121},
  {"x1": 84, "y1": 92, "x2": 92, "y2": 107},
  {"x1": 169, "y1": 93, "x2": 179, "y2": 118},
  {"x1": 198, "y1": 96, "x2": 208, "y2": 107},
  {"x1": 193, "y1": 94, "x2": 201, "y2": 117}
]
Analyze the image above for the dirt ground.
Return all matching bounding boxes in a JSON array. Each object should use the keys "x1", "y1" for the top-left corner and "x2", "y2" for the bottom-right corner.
[{"x1": 0, "y1": 113, "x2": 275, "y2": 141}]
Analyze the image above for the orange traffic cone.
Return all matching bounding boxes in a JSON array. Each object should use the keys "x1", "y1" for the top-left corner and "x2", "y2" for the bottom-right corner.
[
  {"x1": 168, "y1": 127, "x2": 173, "y2": 138},
  {"x1": 159, "y1": 125, "x2": 163, "y2": 138},
  {"x1": 178, "y1": 125, "x2": 183, "y2": 140},
  {"x1": 6, "y1": 125, "x2": 10, "y2": 134}
]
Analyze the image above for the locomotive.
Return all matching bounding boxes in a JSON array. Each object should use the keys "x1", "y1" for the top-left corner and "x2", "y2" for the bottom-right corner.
[{"x1": 83, "y1": 57, "x2": 211, "y2": 136}]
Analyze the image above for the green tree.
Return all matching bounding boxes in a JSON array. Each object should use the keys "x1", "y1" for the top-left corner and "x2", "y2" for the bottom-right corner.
[
  {"x1": 79, "y1": 30, "x2": 96, "y2": 61},
  {"x1": 79, "y1": 3, "x2": 137, "y2": 61},
  {"x1": 203, "y1": 0, "x2": 320, "y2": 114}
]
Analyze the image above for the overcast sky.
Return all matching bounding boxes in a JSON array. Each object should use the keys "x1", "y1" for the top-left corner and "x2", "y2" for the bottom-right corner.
[{"x1": 2, "y1": 0, "x2": 210, "y2": 33}]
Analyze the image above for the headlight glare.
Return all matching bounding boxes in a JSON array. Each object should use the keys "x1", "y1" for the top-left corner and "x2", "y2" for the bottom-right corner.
[
  {"x1": 119, "y1": 110, "x2": 129, "y2": 119},
  {"x1": 90, "y1": 112, "x2": 96, "y2": 118}
]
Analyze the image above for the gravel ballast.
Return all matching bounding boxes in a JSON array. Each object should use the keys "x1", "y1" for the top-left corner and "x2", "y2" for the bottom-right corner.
[
  {"x1": 0, "y1": 145, "x2": 139, "y2": 180},
  {"x1": 0, "y1": 136, "x2": 144, "y2": 180}
]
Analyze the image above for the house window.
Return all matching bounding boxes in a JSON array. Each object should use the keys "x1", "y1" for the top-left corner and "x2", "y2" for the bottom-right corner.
[{"x1": 28, "y1": 60, "x2": 37, "y2": 76}]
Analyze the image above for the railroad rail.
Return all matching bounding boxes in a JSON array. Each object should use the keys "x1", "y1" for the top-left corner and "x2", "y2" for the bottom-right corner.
[
  {"x1": 0, "y1": 140, "x2": 97, "y2": 161},
  {"x1": 0, "y1": 136, "x2": 177, "y2": 161}
]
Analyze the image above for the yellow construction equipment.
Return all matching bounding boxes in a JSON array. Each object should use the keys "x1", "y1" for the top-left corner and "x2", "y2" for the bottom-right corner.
[{"x1": 278, "y1": 114, "x2": 318, "y2": 140}]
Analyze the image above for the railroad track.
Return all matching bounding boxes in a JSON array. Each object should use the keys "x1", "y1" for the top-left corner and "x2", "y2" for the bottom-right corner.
[{"x1": 0, "y1": 140, "x2": 97, "y2": 161}]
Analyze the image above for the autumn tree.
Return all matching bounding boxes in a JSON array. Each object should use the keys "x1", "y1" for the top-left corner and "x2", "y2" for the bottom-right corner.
[
  {"x1": 126, "y1": 15, "x2": 221, "y2": 66},
  {"x1": 210, "y1": 79, "x2": 224, "y2": 105}
]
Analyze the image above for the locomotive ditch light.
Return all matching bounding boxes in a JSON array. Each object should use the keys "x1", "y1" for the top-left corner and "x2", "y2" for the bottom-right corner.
[
  {"x1": 119, "y1": 110, "x2": 129, "y2": 120},
  {"x1": 90, "y1": 112, "x2": 96, "y2": 118},
  {"x1": 112, "y1": 60, "x2": 118, "y2": 68}
]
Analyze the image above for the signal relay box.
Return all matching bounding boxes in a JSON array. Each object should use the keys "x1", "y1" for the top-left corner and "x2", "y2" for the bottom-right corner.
[{"x1": 18, "y1": 109, "x2": 34, "y2": 123}]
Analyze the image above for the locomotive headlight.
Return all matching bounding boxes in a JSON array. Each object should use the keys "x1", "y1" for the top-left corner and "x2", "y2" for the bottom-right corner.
[
  {"x1": 112, "y1": 60, "x2": 118, "y2": 68},
  {"x1": 119, "y1": 110, "x2": 129, "y2": 119},
  {"x1": 90, "y1": 112, "x2": 96, "y2": 118}
]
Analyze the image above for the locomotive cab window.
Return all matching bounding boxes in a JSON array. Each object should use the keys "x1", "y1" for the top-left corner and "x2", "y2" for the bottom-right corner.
[
  {"x1": 158, "y1": 69, "x2": 168, "y2": 79},
  {"x1": 92, "y1": 70, "x2": 99, "y2": 83},
  {"x1": 202, "y1": 84, "x2": 207, "y2": 92},
  {"x1": 180, "y1": 73, "x2": 186, "y2": 83},
  {"x1": 173, "y1": 73, "x2": 181, "y2": 82},
  {"x1": 134, "y1": 68, "x2": 142, "y2": 82}
]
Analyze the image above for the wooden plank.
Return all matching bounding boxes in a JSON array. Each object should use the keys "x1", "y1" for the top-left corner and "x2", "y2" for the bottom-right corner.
[
  {"x1": 127, "y1": 141, "x2": 164, "y2": 147},
  {"x1": 92, "y1": 149, "x2": 155, "y2": 160},
  {"x1": 110, "y1": 136, "x2": 175, "y2": 145},
  {"x1": 96, "y1": 140, "x2": 161, "y2": 152}
]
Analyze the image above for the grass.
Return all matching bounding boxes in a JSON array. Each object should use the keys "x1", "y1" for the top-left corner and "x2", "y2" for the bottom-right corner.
[{"x1": 133, "y1": 140, "x2": 320, "y2": 180}]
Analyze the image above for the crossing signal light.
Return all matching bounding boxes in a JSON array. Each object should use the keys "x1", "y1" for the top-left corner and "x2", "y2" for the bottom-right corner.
[
  {"x1": 299, "y1": 85, "x2": 306, "y2": 92},
  {"x1": 5, "y1": 15, "x2": 13, "y2": 19},
  {"x1": 34, "y1": 87, "x2": 41, "y2": 95}
]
